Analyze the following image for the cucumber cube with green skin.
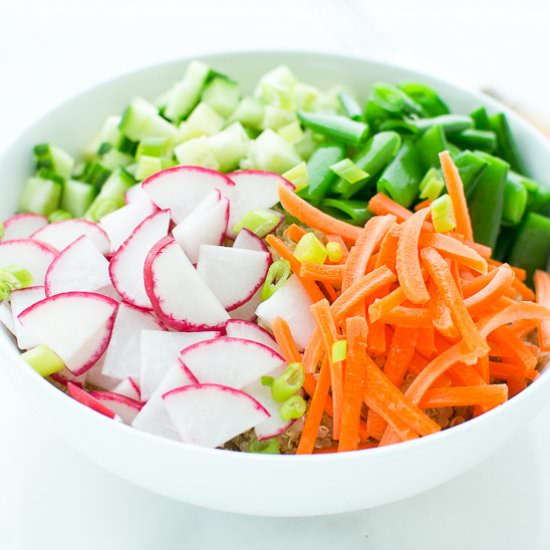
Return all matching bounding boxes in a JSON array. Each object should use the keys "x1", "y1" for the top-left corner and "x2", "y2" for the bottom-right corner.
[
  {"x1": 174, "y1": 137, "x2": 220, "y2": 171},
  {"x1": 18, "y1": 177, "x2": 62, "y2": 216},
  {"x1": 84, "y1": 168, "x2": 135, "y2": 221},
  {"x1": 247, "y1": 129, "x2": 302, "y2": 174},
  {"x1": 80, "y1": 161, "x2": 112, "y2": 190},
  {"x1": 208, "y1": 122, "x2": 249, "y2": 172},
  {"x1": 201, "y1": 77, "x2": 240, "y2": 118},
  {"x1": 33, "y1": 144, "x2": 75, "y2": 179},
  {"x1": 119, "y1": 98, "x2": 177, "y2": 142},
  {"x1": 135, "y1": 156, "x2": 163, "y2": 181},
  {"x1": 99, "y1": 147, "x2": 134, "y2": 170},
  {"x1": 164, "y1": 61, "x2": 211, "y2": 122},
  {"x1": 177, "y1": 102, "x2": 224, "y2": 142},
  {"x1": 61, "y1": 180, "x2": 97, "y2": 217},
  {"x1": 262, "y1": 106, "x2": 296, "y2": 131},
  {"x1": 230, "y1": 97, "x2": 265, "y2": 131}
]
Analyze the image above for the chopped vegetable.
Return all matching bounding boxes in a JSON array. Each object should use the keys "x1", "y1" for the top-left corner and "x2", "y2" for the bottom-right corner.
[
  {"x1": 271, "y1": 362, "x2": 305, "y2": 403},
  {"x1": 431, "y1": 194, "x2": 456, "y2": 233},
  {"x1": 293, "y1": 233, "x2": 327, "y2": 264},
  {"x1": 260, "y1": 259, "x2": 291, "y2": 300}
]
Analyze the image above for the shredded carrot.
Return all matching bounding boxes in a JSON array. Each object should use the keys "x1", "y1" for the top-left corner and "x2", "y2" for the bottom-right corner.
[
  {"x1": 271, "y1": 316, "x2": 301, "y2": 363},
  {"x1": 478, "y1": 301, "x2": 550, "y2": 339},
  {"x1": 534, "y1": 270, "x2": 550, "y2": 351},
  {"x1": 278, "y1": 183, "x2": 362, "y2": 242},
  {"x1": 367, "y1": 321, "x2": 387, "y2": 356},
  {"x1": 338, "y1": 317, "x2": 368, "y2": 452},
  {"x1": 463, "y1": 264, "x2": 515, "y2": 315},
  {"x1": 265, "y1": 234, "x2": 325, "y2": 302},
  {"x1": 416, "y1": 327, "x2": 436, "y2": 358},
  {"x1": 383, "y1": 327, "x2": 418, "y2": 388},
  {"x1": 414, "y1": 198, "x2": 432, "y2": 211},
  {"x1": 419, "y1": 384, "x2": 508, "y2": 409},
  {"x1": 439, "y1": 151, "x2": 473, "y2": 241},
  {"x1": 319, "y1": 281, "x2": 338, "y2": 303},
  {"x1": 380, "y1": 306, "x2": 433, "y2": 328},
  {"x1": 299, "y1": 262, "x2": 343, "y2": 285},
  {"x1": 368, "y1": 193, "x2": 414, "y2": 221},
  {"x1": 374, "y1": 225, "x2": 399, "y2": 272},
  {"x1": 489, "y1": 327, "x2": 537, "y2": 374},
  {"x1": 368, "y1": 286, "x2": 406, "y2": 324},
  {"x1": 284, "y1": 223, "x2": 307, "y2": 243},
  {"x1": 428, "y1": 281, "x2": 459, "y2": 339},
  {"x1": 509, "y1": 318, "x2": 539, "y2": 339},
  {"x1": 396, "y1": 207, "x2": 431, "y2": 304}
]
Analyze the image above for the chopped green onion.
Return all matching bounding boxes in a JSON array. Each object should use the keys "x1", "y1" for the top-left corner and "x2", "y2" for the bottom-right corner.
[
  {"x1": 431, "y1": 194, "x2": 456, "y2": 233},
  {"x1": 294, "y1": 233, "x2": 327, "y2": 264},
  {"x1": 332, "y1": 340, "x2": 347, "y2": 362},
  {"x1": 248, "y1": 437, "x2": 281, "y2": 454},
  {"x1": 419, "y1": 167, "x2": 445, "y2": 201},
  {"x1": 330, "y1": 159, "x2": 369, "y2": 184},
  {"x1": 326, "y1": 241, "x2": 343, "y2": 262},
  {"x1": 297, "y1": 112, "x2": 369, "y2": 146},
  {"x1": 261, "y1": 375, "x2": 275, "y2": 387},
  {"x1": 0, "y1": 265, "x2": 33, "y2": 300},
  {"x1": 48, "y1": 209, "x2": 73, "y2": 223},
  {"x1": 279, "y1": 394, "x2": 307, "y2": 421},
  {"x1": 261, "y1": 259, "x2": 291, "y2": 301},
  {"x1": 278, "y1": 121, "x2": 304, "y2": 145},
  {"x1": 271, "y1": 362, "x2": 305, "y2": 403},
  {"x1": 233, "y1": 209, "x2": 280, "y2": 238},
  {"x1": 21, "y1": 344, "x2": 65, "y2": 377},
  {"x1": 282, "y1": 162, "x2": 309, "y2": 192}
]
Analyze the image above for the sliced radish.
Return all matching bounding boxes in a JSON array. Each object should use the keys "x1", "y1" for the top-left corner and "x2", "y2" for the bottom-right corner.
[
  {"x1": 113, "y1": 377, "x2": 141, "y2": 401},
  {"x1": 11, "y1": 286, "x2": 46, "y2": 349},
  {"x1": 67, "y1": 382, "x2": 117, "y2": 419},
  {"x1": 196, "y1": 245, "x2": 271, "y2": 311},
  {"x1": 31, "y1": 220, "x2": 110, "y2": 255},
  {"x1": 140, "y1": 329, "x2": 219, "y2": 401},
  {"x1": 144, "y1": 237, "x2": 229, "y2": 330},
  {"x1": 172, "y1": 189, "x2": 229, "y2": 264},
  {"x1": 179, "y1": 337, "x2": 285, "y2": 389},
  {"x1": 99, "y1": 200, "x2": 157, "y2": 252},
  {"x1": 89, "y1": 391, "x2": 143, "y2": 424},
  {"x1": 101, "y1": 302, "x2": 164, "y2": 379},
  {"x1": 243, "y1": 365, "x2": 291, "y2": 440},
  {"x1": 0, "y1": 239, "x2": 57, "y2": 286},
  {"x1": 18, "y1": 291, "x2": 118, "y2": 375},
  {"x1": 256, "y1": 275, "x2": 315, "y2": 350},
  {"x1": 224, "y1": 319, "x2": 280, "y2": 353},
  {"x1": 0, "y1": 300, "x2": 16, "y2": 335},
  {"x1": 2, "y1": 213, "x2": 48, "y2": 241},
  {"x1": 132, "y1": 359, "x2": 198, "y2": 440},
  {"x1": 109, "y1": 209, "x2": 170, "y2": 309},
  {"x1": 85, "y1": 356, "x2": 120, "y2": 390},
  {"x1": 233, "y1": 228, "x2": 269, "y2": 253},
  {"x1": 142, "y1": 166, "x2": 235, "y2": 223},
  {"x1": 227, "y1": 170, "x2": 294, "y2": 237},
  {"x1": 229, "y1": 288, "x2": 262, "y2": 321},
  {"x1": 126, "y1": 183, "x2": 154, "y2": 206},
  {"x1": 50, "y1": 367, "x2": 86, "y2": 388},
  {"x1": 45, "y1": 235, "x2": 111, "y2": 297},
  {"x1": 163, "y1": 383, "x2": 270, "y2": 448}
]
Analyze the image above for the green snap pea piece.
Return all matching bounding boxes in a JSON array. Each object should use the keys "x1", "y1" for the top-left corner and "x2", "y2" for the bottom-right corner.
[
  {"x1": 452, "y1": 151, "x2": 488, "y2": 199},
  {"x1": 416, "y1": 125, "x2": 448, "y2": 169},
  {"x1": 509, "y1": 171, "x2": 550, "y2": 214},
  {"x1": 299, "y1": 144, "x2": 345, "y2": 204},
  {"x1": 297, "y1": 112, "x2": 369, "y2": 146},
  {"x1": 409, "y1": 114, "x2": 473, "y2": 135},
  {"x1": 398, "y1": 82, "x2": 449, "y2": 117},
  {"x1": 449, "y1": 129, "x2": 497, "y2": 153},
  {"x1": 371, "y1": 82, "x2": 424, "y2": 116},
  {"x1": 337, "y1": 91, "x2": 364, "y2": 121},
  {"x1": 470, "y1": 106, "x2": 491, "y2": 130},
  {"x1": 489, "y1": 112, "x2": 526, "y2": 174},
  {"x1": 502, "y1": 176, "x2": 528, "y2": 226},
  {"x1": 320, "y1": 198, "x2": 373, "y2": 227}
]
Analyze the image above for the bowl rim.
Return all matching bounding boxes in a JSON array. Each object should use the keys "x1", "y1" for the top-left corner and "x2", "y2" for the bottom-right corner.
[{"x1": 3, "y1": 48, "x2": 550, "y2": 464}]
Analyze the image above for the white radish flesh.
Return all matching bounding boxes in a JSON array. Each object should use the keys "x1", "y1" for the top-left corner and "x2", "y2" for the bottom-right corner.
[
  {"x1": 0, "y1": 239, "x2": 57, "y2": 286},
  {"x1": 89, "y1": 391, "x2": 143, "y2": 424},
  {"x1": 10, "y1": 286, "x2": 46, "y2": 349},
  {"x1": 233, "y1": 228, "x2": 269, "y2": 253},
  {"x1": 224, "y1": 319, "x2": 280, "y2": 353},
  {"x1": 31, "y1": 220, "x2": 110, "y2": 254},
  {"x1": 2, "y1": 214, "x2": 48, "y2": 241}
]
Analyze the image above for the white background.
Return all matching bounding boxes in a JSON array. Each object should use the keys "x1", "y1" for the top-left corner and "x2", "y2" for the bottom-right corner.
[{"x1": 1, "y1": 1, "x2": 550, "y2": 548}]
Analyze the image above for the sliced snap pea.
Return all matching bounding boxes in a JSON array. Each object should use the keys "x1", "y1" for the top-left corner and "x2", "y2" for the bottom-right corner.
[
  {"x1": 509, "y1": 171, "x2": 550, "y2": 214},
  {"x1": 449, "y1": 129, "x2": 497, "y2": 153},
  {"x1": 398, "y1": 82, "x2": 449, "y2": 117},
  {"x1": 320, "y1": 198, "x2": 373, "y2": 226},
  {"x1": 452, "y1": 151, "x2": 488, "y2": 199},
  {"x1": 470, "y1": 106, "x2": 491, "y2": 130},
  {"x1": 337, "y1": 91, "x2": 364, "y2": 121},
  {"x1": 297, "y1": 111, "x2": 369, "y2": 146},
  {"x1": 408, "y1": 114, "x2": 473, "y2": 135},
  {"x1": 502, "y1": 176, "x2": 528, "y2": 226},
  {"x1": 416, "y1": 125, "x2": 448, "y2": 169},
  {"x1": 489, "y1": 112, "x2": 526, "y2": 174},
  {"x1": 371, "y1": 82, "x2": 424, "y2": 116}
]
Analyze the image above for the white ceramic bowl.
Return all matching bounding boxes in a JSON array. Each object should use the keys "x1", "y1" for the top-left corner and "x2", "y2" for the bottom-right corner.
[{"x1": 2, "y1": 51, "x2": 550, "y2": 517}]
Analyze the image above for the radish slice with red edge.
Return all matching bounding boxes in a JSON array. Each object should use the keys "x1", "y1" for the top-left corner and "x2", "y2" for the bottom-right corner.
[
  {"x1": 67, "y1": 382, "x2": 117, "y2": 419},
  {"x1": 233, "y1": 228, "x2": 269, "y2": 254},
  {"x1": 172, "y1": 189, "x2": 229, "y2": 264},
  {"x1": 0, "y1": 301, "x2": 15, "y2": 335},
  {"x1": 196, "y1": 245, "x2": 271, "y2": 311},
  {"x1": 2, "y1": 213, "x2": 48, "y2": 241},
  {"x1": 224, "y1": 319, "x2": 280, "y2": 353},
  {"x1": 162, "y1": 383, "x2": 270, "y2": 448},
  {"x1": 89, "y1": 391, "x2": 143, "y2": 424},
  {"x1": 11, "y1": 286, "x2": 46, "y2": 349},
  {"x1": 0, "y1": 239, "x2": 57, "y2": 286},
  {"x1": 229, "y1": 288, "x2": 262, "y2": 322},
  {"x1": 31, "y1": 219, "x2": 110, "y2": 254},
  {"x1": 144, "y1": 237, "x2": 229, "y2": 330},
  {"x1": 109, "y1": 209, "x2": 170, "y2": 309},
  {"x1": 18, "y1": 291, "x2": 118, "y2": 375},
  {"x1": 142, "y1": 166, "x2": 235, "y2": 223},
  {"x1": 45, "y1": 235, "x2": 110, "y2": 296}
]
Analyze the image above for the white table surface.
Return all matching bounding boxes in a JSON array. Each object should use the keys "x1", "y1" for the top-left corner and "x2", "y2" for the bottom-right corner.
[{"x1": 1, "y1": 2, "x2": 550, "y2": 548}]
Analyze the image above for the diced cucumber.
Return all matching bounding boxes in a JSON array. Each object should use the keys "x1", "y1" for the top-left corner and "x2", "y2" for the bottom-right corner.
[
  {"x1": 294, "y1": 130, "x2": 319, "y2": 161},
  {"x1": 33, "y1": 144, "x2": 75, "y2": 179},
  {"x1": 83, "y1": 115, "x2": 120, "y2": 160},
  {"x1": 247, "y1": 129, "x2": 302, "y2": 174},
  {"x1": 255, "y1": 66, "x2": 298, "y2": 111},
  {"x1": 230, "y1": 97, "x2": 265, "y2": 130},
  {"x1": 135, "y1": 156, "x2": 163, "y2": 181},
  {"x1": 201, "y1": 77, "x2": 240, "y2": 118},
  {"x1": 18, "y1": 176, "x2": 62, "y2": 216},
  {"x1": 164, "y1": 61, "x2": 211, "y2": 122},
  {"x1": 278, "y1": 121, "x2": 304, "y2": 145},
  {"x1": 174, "y1": 137, "x2": 220, "y2": 171},
  {"x1": 136, "y1": 137, "x2": 171, "y2": 159},
  {"x1": 262, "y1": 106, "x2": 296, "y2": 131},
  {"x1": 80, "y1": 161, "x2": 112, "y2": 189},
  {"x1": 119, "y1": 98, "x2": 177, "y2": 142},
  {"x1": 61, "y1": 179, "x2": 97, "y2": 217},
  {"x1": 294, "y1": 83, "x2": 320, "y2": 112},
  {"x1": 177, "y1": 102, "x2": 224, "y2": 142},
  {"x1": 99, "y1": 146, "x2": 133, "y2": 170},
  {"x1": 85, "y1": 168, "x2": 135, "y2": 221},
  {"x1": 208, "y1": 122, "x2": 249, "y2": 172}
]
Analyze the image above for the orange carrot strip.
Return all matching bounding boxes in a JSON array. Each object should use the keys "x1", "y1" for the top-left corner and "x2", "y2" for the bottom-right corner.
[
  {"x1": 368, "y1": 286, "x2": 407, "y2": 324},
  {"x1": 464, "y1": 264, "x2": 515, "y2": 315},
  {"x1": 420, "y1": 233, "x2": 487, "y2": 274},
  {"x1": 489, "y1": 361, "x2": 537, "y2": 382},
  {"x1": 300, "y1": 262, "x2": 344, "y2": 285},
  {"x1": 421, "y1": 247, "x2": 488, "y2": 356},
  {"x1": 448, "y1": 362, "x2": 487, "y2": 386},
  {"x1": 363, "y1": 355, "x2": 440, "y2": 437},
  {"x1": 265, "y1": 234, "x2": 325, "y2": 302},
  {"x1": 368, "y1": 193, "x2": 414, "y2": 221},
  {"x1": 414, "y1": 198, "x2": 432, "y2": 211},
  {"x1": 478, "y1": 301, "x2": 550, "y2": 339},
  {"x1": 278, "y1": 183, "x2": 362, "y2": 242},
  {"x1": 271, "y1": 316, "x2": 302, "y2": 363},
  {"x1": 419, "y1": 384, "x2": 508, "y2": 409},
  {"x1": 319, "y1": 281, "x2": 338, "y2": 303},
  {"x1": 408, "y1": 353, "x2": 429, "y2": 376},
  {"x1": 439, "y1": 151, "x2": 473, "y2": 241},
  {"x1": 512, "y1": 277, "x2": 536, "y2": 301},
  {"x1": 296, "y1": 358, "x2": 331, "y2": 454},
  {"x1": 311, "y1": 300, "x2": 344, "y2": 439},
  {"x1": 284, "y1": 223, "x2": 307, "y2": 243},
  {"x1": 366, "y1": 411, "x2": 387, "y2": 441},
  {"x1": 384, "y1": 327, "x2": 418, "y2": 388},
  {"x1": 489, "y1": 327, "x2": 537, "y2": 373},
  {"x1": 534, "y1": 270, "x2": 550, "y2": 351},
  {"x1": 489, "y1": 259, "x2": 527, "y2": 281},
  {"x1": 428, "y1": 281, "x2": 459, "y2": 339},
  {"x1": 380, "y1": 306, "x2": 433, "y2": 328},
  {"x1": 374, "y1": 225, "x2": 399, "y2": 272},
  {"x1": 396, "y1": 207, "x2": 431, "y2": 304},
  {"x1": 338, "y1": 317, "x2": 368, "y2": 452},
  {"x1": 342, "y1": 215, "x2": 395, "y2": 290},
  {"x1": 509, "y1": 318, "x2": 539, "y2": 338},
  {"x1": 367, "y1": 321, "x2": 387, "y2": 356},
  {"x1": 461, "y1": 269, "x2": 501, "y2": 298},
  {"x1": 314, "y1": 441, "x2": 378, "y2": 454}
]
